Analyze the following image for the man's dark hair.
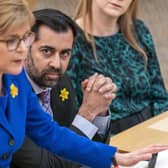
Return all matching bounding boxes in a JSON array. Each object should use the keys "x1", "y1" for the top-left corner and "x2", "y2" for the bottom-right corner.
[{"x1": 32, "y1": 8, "x2": 77, "y2": 40}]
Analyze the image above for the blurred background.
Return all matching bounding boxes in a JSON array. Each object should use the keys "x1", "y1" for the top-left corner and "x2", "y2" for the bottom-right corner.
[{"x1": 27, "y1": 0, "x2": 168, "y2": 88}]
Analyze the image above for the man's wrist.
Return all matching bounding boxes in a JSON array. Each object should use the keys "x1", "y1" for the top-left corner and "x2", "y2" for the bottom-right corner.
[
  {"x1": 72, "y1": 114, "x2": 98, "y2": 139},
  {"x1": 78, "y1": 106, "x2": 96, "y2": 122}
]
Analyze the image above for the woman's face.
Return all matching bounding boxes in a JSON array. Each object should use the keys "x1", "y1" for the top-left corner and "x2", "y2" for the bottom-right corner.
[
  {"x1": 0, "y1": 23, "x2": 31, "y2": 75},
  {"x1": 92, "y1": 0, "x2": 133, "y2": 19}
]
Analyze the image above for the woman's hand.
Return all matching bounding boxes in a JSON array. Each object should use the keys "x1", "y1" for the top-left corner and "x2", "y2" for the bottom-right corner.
[{"x1": 114, "y1": 144, "x2": 168, "y2": 166}]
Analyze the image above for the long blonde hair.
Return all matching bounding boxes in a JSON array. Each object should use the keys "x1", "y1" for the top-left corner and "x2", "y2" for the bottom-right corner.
[
  {"x1": 0, "y1": 0, "x2": 34, "y2": 34},
  {"x1": 74, "y1": 0, "x2": 146, "y2": 59}
]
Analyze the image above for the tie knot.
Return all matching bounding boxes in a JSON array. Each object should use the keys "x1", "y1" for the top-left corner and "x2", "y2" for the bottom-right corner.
[
  {"x1": 38, "y1": 91, "x2": 48, "y2": 99},
  {"x1": 37, "y1": 89, "x2": 53, "y2": 117},
  {"x1": 38, "y1": 90, "x2": 51, "y2": 103}
]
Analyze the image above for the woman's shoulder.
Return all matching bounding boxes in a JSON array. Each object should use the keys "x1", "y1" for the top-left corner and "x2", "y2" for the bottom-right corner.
[
  {"x1": 7, "y1": 69, "x2": 27, "y2": 79},
  {"x1": 133, "y1": 19, "x2": 154, "y2": 47},
  {"x1": 133, "y1": 19, "x2": 152, "y2": 36},
  {"x1": 133, "y1": 19, "x2": 156, "y2": 55},
  {"x1": 4, "y1": 68, "x2": 24, "y2": 80},
  {"x1": 75, "y1": 24, "x2": 86, "y2": 40},
  {"x1": 4, "y1": 69, "x2": 30, "y2": 88},
  {"x1": 73, "y1": 23, "x2": 91, "y2": 53}
]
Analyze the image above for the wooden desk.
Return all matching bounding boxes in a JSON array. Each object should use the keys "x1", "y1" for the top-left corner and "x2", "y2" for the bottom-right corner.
[{"x1": 110, "y1": 111, "x2": 168, "y2": 152}]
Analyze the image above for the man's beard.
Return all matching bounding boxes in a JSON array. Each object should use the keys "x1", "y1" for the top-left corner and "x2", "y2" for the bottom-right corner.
[
  {"x1": 30, "y1": 67, "x2": 64, "y2": 88},
  {"x1": 26, "y1": 54, "x2": 63, "y2": 88}
]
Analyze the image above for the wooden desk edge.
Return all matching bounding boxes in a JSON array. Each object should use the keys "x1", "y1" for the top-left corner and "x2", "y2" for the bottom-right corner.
[{"x1": 110, "y1": 111, "x2": 168, "y2": 152}]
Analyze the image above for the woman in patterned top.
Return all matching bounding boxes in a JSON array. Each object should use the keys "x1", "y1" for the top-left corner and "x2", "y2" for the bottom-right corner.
[{"x1": 67, "y1": 0, "x2": 168, "y2": 134}]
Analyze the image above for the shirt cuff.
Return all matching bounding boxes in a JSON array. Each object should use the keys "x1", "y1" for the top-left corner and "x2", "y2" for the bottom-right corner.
[
  {"x1": 93, "y1": 115, "x2": 110, "y2": 135},
  {"x1": 72, "y1": 114, "x2": 98, "y2": 139}
]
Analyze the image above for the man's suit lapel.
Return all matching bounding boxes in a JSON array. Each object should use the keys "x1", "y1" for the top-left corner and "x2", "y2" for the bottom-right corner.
[{"x1": 50, "y1": 74, "x2": 77, "y2": 126}]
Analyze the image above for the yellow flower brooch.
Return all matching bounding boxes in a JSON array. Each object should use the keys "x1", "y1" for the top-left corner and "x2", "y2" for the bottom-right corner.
[
  {"x1": 10, "y1": 83, "x2": 18, "y2": 98},
  {"x1": 59, "y1": 88, "x2": 69, "y2": 102}
]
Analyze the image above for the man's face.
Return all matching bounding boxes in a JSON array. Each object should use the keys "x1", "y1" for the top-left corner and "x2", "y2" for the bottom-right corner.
[{"x1": 25, "y1": 24, "x2": 74, "y2": 88}]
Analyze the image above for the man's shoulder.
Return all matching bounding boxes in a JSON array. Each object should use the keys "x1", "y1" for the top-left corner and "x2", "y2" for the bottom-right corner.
[{"x1": 52, "y1": 74, "x2": 74, "y2": 93}]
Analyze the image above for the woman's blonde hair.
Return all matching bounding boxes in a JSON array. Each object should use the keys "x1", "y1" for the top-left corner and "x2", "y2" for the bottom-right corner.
[
  {"x1": 74, "y1": 0, "x2": 146, "y2": 59},
  {"x1": 0, "y1": 0, "x2": 35, "y2": 34}
]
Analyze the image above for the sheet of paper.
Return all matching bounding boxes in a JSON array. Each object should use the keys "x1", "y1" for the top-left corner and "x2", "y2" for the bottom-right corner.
[
  {"x1": 120, "y1": 161, "x2": 148, "y2": 168},
  {"x1": 148, "y1": 117, "x2": 168, "y2": 132},
  {"x1": 120, "y1": 150, "x2": 168, "y2": 168},
  {"x1": 155, "y1": 149, "x2": 168, "y2": 168}
]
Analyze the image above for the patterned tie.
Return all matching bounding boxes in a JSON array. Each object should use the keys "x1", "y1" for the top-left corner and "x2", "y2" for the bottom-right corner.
[{"x1": 38, "y1": 89, "x2": 53, "y2": 118}]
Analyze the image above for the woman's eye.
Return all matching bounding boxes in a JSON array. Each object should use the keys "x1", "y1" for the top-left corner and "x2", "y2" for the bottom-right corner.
[{"x1": 7, "y1": 38, "x2": 18, "y2": 46}]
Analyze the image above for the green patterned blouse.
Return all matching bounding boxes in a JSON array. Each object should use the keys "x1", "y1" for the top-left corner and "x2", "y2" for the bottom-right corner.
[{"x1": 67, "y1": 19, "x2": 168, "y2": 120}]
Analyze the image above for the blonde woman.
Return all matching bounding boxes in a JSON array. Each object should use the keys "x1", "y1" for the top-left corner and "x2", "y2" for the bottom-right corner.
[
  {"x1": 68, "y1": 0, "x2": 168, "y2": 134},
  {"x1": 0, "y1": 1, "x2": 168, "y2": 168}
]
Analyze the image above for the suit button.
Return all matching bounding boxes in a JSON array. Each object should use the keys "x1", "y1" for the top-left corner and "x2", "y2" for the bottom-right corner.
[
  {"x1": 2, "y1": 153, "x2": 9, "y2": 160},
  {"x1": 8, "y1": 138, "x2": 15, "y2": 146}
]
